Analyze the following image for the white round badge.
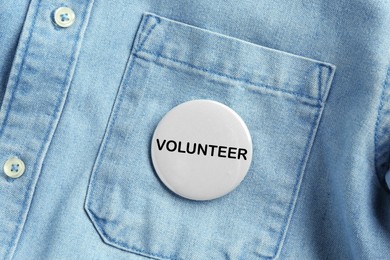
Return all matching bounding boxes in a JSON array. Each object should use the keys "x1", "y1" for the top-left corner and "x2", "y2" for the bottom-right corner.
[{"x1": 151, "y1": 100, "x2": 252, "y2": 201}]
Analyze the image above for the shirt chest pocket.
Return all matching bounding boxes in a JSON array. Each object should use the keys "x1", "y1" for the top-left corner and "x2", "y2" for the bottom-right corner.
[{"x1": 85, "y1": 13, "x2": 335, "y2": 260}]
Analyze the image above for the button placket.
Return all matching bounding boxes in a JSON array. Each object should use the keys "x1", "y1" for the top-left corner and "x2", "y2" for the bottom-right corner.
[{"x1": 0, "y1": 0, "x2": 95, "y2": 258}]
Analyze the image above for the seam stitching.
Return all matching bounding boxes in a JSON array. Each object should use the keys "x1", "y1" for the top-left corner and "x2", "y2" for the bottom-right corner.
[
  {"x1": 318, "y1": 65, "x2": 323, "y2": 101},
  {"x1": 85, "y1": 50, "x2": 176, "y2": 260},
  {"x1": 133, "y1": 54, "x2": 321, "y2": 108},
  {"x1": 4, "y1": 1, "x2": 94, "y2": 258},
  {"x1": 374, "y1": 64, "x2": 390, "y2": 183},
  {"x1": 85, "y1": 13, "x2": 330, "y2": 260},
  {"x1": 137, "y1": 15, "x2": 161, "y2": 51},
  {"x1": 135, "y1": 50, "x2": 323, "y2": 103},
  {"x1": 2, "y1": 0, "x2": 43, "y2": 256},
  {"x1": 85, "y1": 13, "x2": 174, "y2": 260},
  {"x1": 274, "y1": 103, "x2": 323, "y2": 259},
  {"x1": 88, "y1": 210, "x2": 177, "y2": 260}
]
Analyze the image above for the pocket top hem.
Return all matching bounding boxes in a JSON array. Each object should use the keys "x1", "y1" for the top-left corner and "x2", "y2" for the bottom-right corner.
[{"x1": 134, "y1": 13, "x2": 336, "y2": 102}]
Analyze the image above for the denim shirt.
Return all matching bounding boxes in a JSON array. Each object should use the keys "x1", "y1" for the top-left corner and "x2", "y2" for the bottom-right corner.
[{"x1": 1, "y1": 0, "x2": 390, "y2": 259}]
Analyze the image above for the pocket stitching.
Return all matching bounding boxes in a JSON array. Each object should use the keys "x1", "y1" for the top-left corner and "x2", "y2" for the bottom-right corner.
[
  {"x1": 85, "y1": 13, "x2": 334, "y2": 260},
  {"x1": 136, "y1": 14, "x2": 335, "y2": 104},
  {"x1": 86, "y1": 53, "x2": 326, "y2": 260},
  {"x1": 85, "y1": 14, "x2": 174, "y2": 260},
  {"x1": 87, "y1": 209, "x2": 176, "y2": 260},
  {"x1": 137, "y1": 15, "x2": 161, "y2": 52},
  {"x1": 134, "y1": 51, "x2": 323, "y2": 107},
  {"x1": 273, "y1": 105, "x2": 323, "y2": 259}
]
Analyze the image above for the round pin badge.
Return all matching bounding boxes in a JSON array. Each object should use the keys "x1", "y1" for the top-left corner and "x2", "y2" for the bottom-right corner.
[{"x1": 151, "y1": 100, "x2": 252, "y2": 201}]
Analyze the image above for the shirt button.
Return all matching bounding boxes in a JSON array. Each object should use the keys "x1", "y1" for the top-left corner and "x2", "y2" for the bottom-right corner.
[
  {"x1": 3, "y1": 157, "x2": 26, "y2": 178},
  {"x1": 54, "y1": 7, "x2": 75, "y2": 28}
]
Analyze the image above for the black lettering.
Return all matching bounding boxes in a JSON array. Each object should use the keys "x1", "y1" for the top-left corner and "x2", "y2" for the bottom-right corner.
[
  {"x1": 186, "y1": 142, "x2": 196, "y2": 154},
  {"x1": 228, "y1": 147, "x2": 237, "y2": 159},
  {"x1": 218, "y1": 146, "x2": 227, "y2": 158},
  {"x1": 177, "y1": 141, "x2": 185, "y2": 153},
  {"x1": 238, "y1": 148, "x2": 247, "y2": 160},
  {"x1": 209, "y1": 145, "x2": 217, "y2": 156},
  {"x1": 197, "y1": 143, "x2": 208, "y2": 156},
  {"x1": 156, "y1": 139, "x2": 166, "y2": 151},
  {"x1": 157, "y1": 139, "x2": 246, "y2": 160},
  {"x1": 166, "y1": 140, "x2": 177, "y2": 152}
]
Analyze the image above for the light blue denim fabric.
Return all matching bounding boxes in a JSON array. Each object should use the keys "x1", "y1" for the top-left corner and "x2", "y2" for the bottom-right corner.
[{"x1": 0, "y1": 1, "x2": 390, "y2": 259}]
